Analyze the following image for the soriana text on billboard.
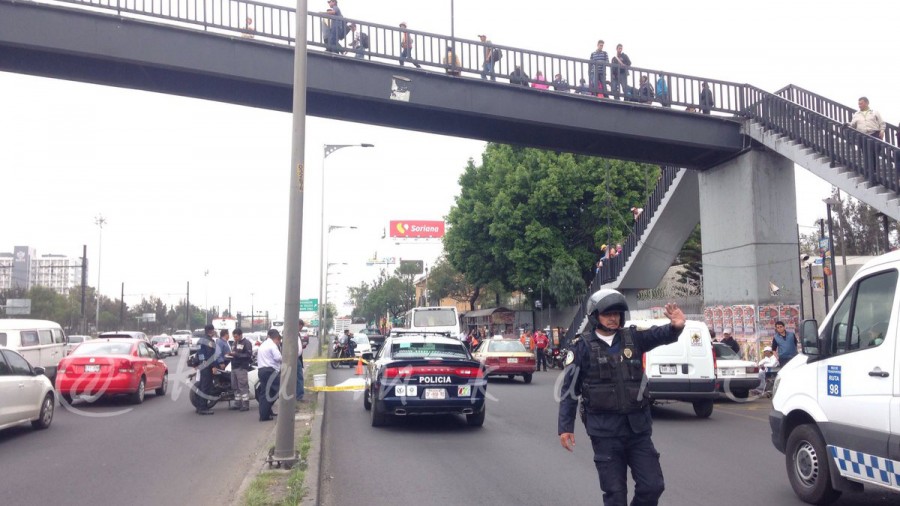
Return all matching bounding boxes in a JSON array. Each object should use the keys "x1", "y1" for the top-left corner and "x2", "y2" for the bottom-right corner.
[{"x1": 390, "y1": 220, "x2": 445, "y2": 239}]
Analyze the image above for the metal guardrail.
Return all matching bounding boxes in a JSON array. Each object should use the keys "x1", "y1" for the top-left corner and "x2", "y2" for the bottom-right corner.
[{"x1": 776, "y1": 84, "x2": 899, "y2": 147}]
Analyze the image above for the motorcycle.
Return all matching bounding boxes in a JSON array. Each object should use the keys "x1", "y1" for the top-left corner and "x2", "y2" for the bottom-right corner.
[
  {"x1": 330, "y1": 340, "x2": 355, "y2": 369},
  {"x1": 187, "y1": 353, "x2": 256, "y2": 410},
  {"x1": 551, "y1": 347, "x2": 567, "y2": 369}
]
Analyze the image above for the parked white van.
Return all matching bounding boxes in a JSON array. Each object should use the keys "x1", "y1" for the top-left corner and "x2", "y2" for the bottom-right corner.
[
  {"x1": 0, "y1": 319, "x2": 67, "y2": 381},
  {"x1": 770, "y1": 251, "x2": 900, "y2": 504},
  {"x1": 627, "y1": 318, "x2": 718, "y2": 418},
  {"x1": 400, "y1": 306, "x2": 460, "y2": 337}
]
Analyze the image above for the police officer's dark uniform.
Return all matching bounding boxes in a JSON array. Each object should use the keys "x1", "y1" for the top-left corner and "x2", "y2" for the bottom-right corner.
[
  {"x1": 558, "y1": 289, "x2": 684, "y2": 506},
  {"x1": 196, "y1": 324, "x2": 218, "y2": 415}
]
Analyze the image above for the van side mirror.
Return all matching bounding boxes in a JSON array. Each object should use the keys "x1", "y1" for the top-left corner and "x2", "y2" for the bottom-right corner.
[
  {"x1": 362, "y1": 352, "x2": 374, "y2": 362},
  {"x1": 799, "y1": 319, "x2": 821, "y2": 358}
]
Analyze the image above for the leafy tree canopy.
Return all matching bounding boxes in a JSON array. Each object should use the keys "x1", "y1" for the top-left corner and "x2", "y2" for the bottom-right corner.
[{"x1": 444, "y1": 144, "x2": 659, "y2": 302}]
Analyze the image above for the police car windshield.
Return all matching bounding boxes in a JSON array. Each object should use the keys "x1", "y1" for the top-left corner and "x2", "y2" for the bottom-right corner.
[{"x1": 391, "y1": 341, "x2": 467, "y2": 359}]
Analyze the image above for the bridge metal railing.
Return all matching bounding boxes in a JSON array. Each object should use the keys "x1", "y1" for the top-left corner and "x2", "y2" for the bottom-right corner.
[
  {"x1": 776, "y1": 84, "x2": 899, "y2": 147},
  {"x1": 743, "y1": 86, "x2": 900, "y2": 194}
]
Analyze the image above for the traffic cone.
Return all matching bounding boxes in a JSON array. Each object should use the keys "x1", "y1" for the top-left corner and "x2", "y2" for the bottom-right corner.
[{"x1": 355, "y1": 357, "x2": 364, "y2": 375}]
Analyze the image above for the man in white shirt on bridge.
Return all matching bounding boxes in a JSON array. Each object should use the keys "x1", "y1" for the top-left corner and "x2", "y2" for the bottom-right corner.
[{"x1": 848, "y1": 96, "x2": 885, "y2": 140}]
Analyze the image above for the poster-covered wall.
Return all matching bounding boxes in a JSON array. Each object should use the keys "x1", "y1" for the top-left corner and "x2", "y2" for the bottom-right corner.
[{"x1": 703, "y1": 304, "x2": 800, "y2": 361}]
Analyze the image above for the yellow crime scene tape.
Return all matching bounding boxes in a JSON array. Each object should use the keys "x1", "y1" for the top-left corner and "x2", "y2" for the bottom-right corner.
[
  {"x1": 305, "y1": 357, "x2": 369, "y2": 364},
  {"x1": 305, "y1": 384, "x2": 365, "y2": 392}
]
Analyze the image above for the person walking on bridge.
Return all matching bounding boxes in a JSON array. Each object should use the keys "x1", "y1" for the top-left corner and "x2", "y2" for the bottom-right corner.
[
  {"x1": 398, "y1": 22, "x2": 421, "y2": 68},
  {"x1": 848, "y1": 97, "x2": 885, "y2": 140},
  {"x1": 479, "y1": 34, "x2": 497, "y2": 81}
]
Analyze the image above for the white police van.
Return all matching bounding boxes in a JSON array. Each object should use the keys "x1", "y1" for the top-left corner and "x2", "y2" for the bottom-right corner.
[{"x1": 770, "y1": 250, "x2": 900, "y2": 504}]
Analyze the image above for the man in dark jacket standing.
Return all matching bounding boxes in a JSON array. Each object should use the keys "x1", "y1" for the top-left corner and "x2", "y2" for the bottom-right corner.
[
  {"x1": 720, "y1": 328, "x2": 740, "y2": 355},
  {"x1": 559, "y1": 289, "x2": 685, "y2": 506},
  {"x1": 228, "y1": 328, "x2": 253, "y2": 411}
]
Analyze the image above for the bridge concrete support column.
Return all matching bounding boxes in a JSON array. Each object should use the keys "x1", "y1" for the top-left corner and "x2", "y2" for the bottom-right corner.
[{"x1": 699, "y1": 149, "x2": 800, "y2": 311}]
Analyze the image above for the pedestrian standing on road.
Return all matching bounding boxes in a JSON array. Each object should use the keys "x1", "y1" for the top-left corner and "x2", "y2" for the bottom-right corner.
[
  {"x1": 398, "y1": 22, "x2": 421, "y2": 68},
  {"x1": 847, "y1": 96, "x2": 886, "y2": 140},
  {"x1": 195, "y1": 324, "x2": 218, "y2": 415},
  {"x1": 720, "y1": 328, "x2": 740, "y2": 355},
  {"x1": 534, "y1": 330, "x2": 550, "y2": 371},
  {"x1": 520, "y1": 330, "x2": 535, "y2": 358},
  {"x1": 257, "y1": 329, "x2": 283, "y2": 421},
  {"x1": 216, "y1": 329, "x2": 232, "y2": 370},
  {"x1": 296, "y1": 320, "x2": 307, "y2": 402},
  {"x1": 559, "y1": 289, "x2": 686, "y2": 506},
  {"x1": 228, "y1": 328, "x2": 253, "y2": 411},
  {"x1": 771, "y1": 321, "x2": 800, "y2": 366}
]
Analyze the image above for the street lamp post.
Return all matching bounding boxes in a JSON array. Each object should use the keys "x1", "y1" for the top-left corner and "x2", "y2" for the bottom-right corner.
[
  {"x1": 823, "y1": 198, "x2": 840, "y2": 302},
  {"x1": 94, "y1": 215, "x2": 106, "y2": 333},
  {"x1": 250, "y1": 292, "x2": 255, "y2": 332},
  {"x1": 317, "y1": 143, "x2": 371, "y2": 338}
]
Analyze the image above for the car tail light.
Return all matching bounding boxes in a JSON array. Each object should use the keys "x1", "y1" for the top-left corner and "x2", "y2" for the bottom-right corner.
[
  {"x1": 711, "y1": 345, "x2": 717, "y2": 372},
  {"x1": 118, "y1": 359, "x2": 135, "y2": 373},
  {"x1": 454, "y1": 367, "x2": 484, "y2": 378},
  {"x1": 384, "y1": 366, "x2": 413, "y2": 379},
  {"x1": 485, "y1": 357, "x2": 500, "y2": 365},
  {"x1": 746, "y1": 366, "x2": 759, "y2": 374}
]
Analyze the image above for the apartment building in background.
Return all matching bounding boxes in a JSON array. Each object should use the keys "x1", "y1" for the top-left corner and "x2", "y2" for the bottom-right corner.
[{"x1": 0, "y1": 246, "x2": 82, "y2": 294}]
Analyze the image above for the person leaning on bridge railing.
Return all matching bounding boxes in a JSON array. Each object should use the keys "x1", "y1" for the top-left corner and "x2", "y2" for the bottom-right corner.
[
  {"x1": 443, "y1": 45, "x2": 461, "y2": 76},
  {"x1": 846, "y1": 96, "x2": 886, "y2": 140}
]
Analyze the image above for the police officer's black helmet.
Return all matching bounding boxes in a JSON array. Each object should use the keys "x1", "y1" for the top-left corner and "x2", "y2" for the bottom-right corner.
[{"x1": 585, "y1": 289, "x2": 629, "y2": 328}]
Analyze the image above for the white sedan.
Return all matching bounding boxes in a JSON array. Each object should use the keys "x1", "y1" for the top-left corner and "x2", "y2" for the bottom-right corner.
[
  {"x1": 0, "y1": 347, "x2": 55, "y2": 432},
  {"x1": 713, "y1": 343, "x2": 760, "y2": 399},
  {"x1": 351, "y1": 334, "x2": 372, "y2": 357}
]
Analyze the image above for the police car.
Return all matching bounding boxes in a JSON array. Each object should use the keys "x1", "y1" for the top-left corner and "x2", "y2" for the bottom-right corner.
[
  {"x1": 770, "y1": 251, "x2": 900, "y2": 504},
  {"x1": 362, "y1": 331, "x2": 487, "y2": 427}
]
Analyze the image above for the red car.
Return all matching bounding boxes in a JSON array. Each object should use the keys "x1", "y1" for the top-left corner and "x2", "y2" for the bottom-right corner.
[
  {"x1": 56, "y1": 338, "x2": 168, "y2": 405},
  {"x1": 472, "y1": 338, "x2": 537, "y2": 383}
]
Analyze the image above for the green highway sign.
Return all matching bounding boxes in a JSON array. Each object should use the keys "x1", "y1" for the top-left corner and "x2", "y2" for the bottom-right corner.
[
  {"x1": 310, "y1": 319, "x2": 320, "y2": 327},
  {"x1": 300, "y1": 298, "x2": 319, "y2": 311}
]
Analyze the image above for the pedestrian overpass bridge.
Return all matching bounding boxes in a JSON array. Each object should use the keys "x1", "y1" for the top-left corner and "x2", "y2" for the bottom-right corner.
[{"x1": 2, "y1": 0, "x2": 898, "y2": 340}]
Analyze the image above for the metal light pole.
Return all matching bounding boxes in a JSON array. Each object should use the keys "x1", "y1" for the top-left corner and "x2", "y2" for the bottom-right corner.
[
  {"x1": 274, "y1": 0, "x2": 308, "y2": 467},
  {"x1": 823, "y1": 198, "x2": 840, "y2": 301},
  {"x1": 318, "y1": 144, "x2": 369, "y2": 338},
  {"x1": 818, "y1": 219, "x2": 830, "y2": 313},
  {"x1": 250, "y1": 292, "x2": 255, "y2": 332},
  {"x1": 94, "y1": 215, "x2": 106, "y2": 334}
]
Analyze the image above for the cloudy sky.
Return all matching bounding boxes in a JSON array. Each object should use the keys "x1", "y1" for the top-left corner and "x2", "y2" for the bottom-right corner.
[{"x1": 2, "y1": 0, "x2": 897, "y2": 322}]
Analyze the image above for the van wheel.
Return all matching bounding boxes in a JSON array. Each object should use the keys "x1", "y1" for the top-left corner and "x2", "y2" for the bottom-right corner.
[
  {"x1": 692, "y1": 400, "x2": 714, "y2": 418},
  {"x1": 786, "y1": 424, "x2": 841, "y2": 505}
]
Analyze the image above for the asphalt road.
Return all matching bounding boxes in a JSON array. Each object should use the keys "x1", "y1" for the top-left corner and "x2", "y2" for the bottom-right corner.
[
  {"x1": 320, "y1": 366, "x2": 896, "y2": 505},
  {"x1": 0, "y1": 348, "x2": 276, "y2": 506}
]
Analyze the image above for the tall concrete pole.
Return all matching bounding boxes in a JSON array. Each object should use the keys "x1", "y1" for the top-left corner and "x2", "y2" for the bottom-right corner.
[{"x1": 274, "y1": 0, "x2": 309, "y2": 466}]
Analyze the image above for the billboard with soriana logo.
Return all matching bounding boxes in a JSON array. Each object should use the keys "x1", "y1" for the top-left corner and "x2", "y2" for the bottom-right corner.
[{"x1": 389, "y1": 220, "x2": 445, "y2": 239}]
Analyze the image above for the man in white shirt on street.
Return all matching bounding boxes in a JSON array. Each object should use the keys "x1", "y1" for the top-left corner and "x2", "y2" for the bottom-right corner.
[{"x1": 256, "y1": 329, "x2": 283, "y2": 421}]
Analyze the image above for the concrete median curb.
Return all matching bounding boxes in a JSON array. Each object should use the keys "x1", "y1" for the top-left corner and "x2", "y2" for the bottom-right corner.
[{"x1": 301, "y1": 390, "x2": 325, "y2": 506}]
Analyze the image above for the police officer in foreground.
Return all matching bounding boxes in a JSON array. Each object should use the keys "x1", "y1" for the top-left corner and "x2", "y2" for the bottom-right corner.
[{"x1": 558, "y1": 289, "x2": 685, "y2": 506}]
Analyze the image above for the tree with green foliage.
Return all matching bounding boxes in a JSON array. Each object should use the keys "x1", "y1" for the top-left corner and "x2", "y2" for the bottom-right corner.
[{"x1": 445, "y1": 144, "x2": 659, "y2": 305}]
